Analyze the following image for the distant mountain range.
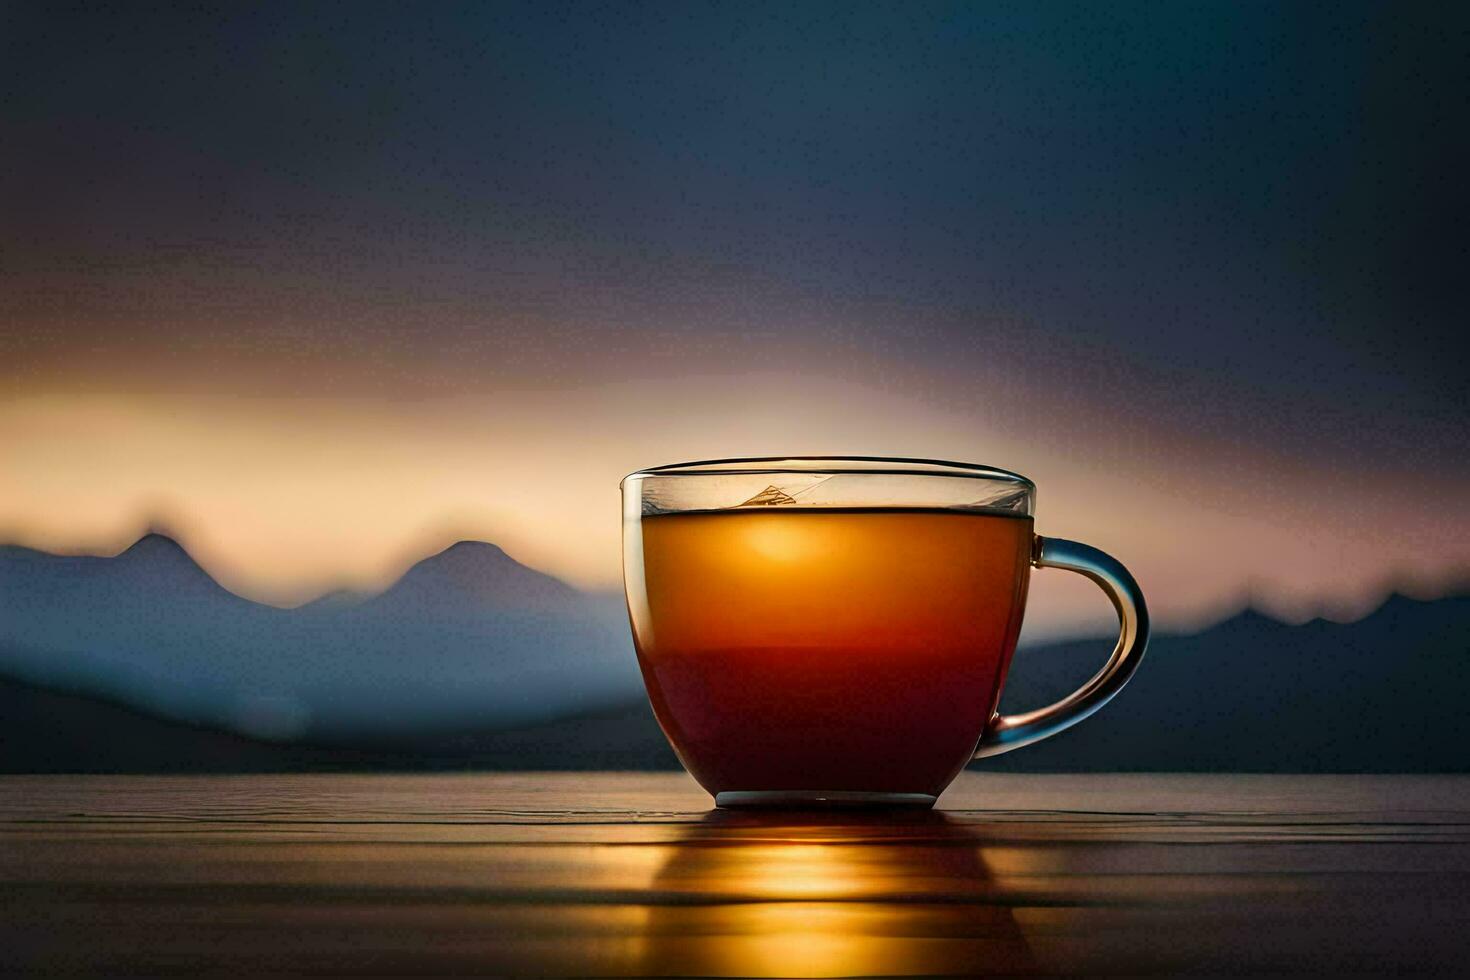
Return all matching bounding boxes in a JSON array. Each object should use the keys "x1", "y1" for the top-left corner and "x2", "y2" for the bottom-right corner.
[
  {"x1": 0, "y1": 533, "x2": 640, "y2": 742},
  {"x1": 1, "y1": 534, "x2": 1467, "y2": 773},
  {"x1": 369, "y1": 539, "x2": 582, "y2": 611},
  {"x1": 986, "y1": 591, "x2": 1470, "y2": 772},
  {"x1": 0, "y1": 673, "x2": 678, "y2": 773}
]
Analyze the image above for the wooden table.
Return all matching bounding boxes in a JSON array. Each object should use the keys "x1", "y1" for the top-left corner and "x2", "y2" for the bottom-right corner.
[{"x1": 3, "y1": 773, "x2": 1468, "y2": 975}]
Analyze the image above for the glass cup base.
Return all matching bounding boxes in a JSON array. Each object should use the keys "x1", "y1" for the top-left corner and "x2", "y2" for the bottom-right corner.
[{"x1": 713, "y1": 790, "x2": 938, "y2": 808}]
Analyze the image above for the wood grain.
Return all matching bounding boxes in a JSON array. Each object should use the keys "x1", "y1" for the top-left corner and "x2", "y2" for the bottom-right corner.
[{"x1": 2, "y1": 773, "x2": 1467, "y2": 975}]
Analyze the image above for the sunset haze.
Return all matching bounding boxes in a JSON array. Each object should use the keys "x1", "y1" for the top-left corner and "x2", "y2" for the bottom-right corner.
[{"x1": 4, "y1": 3, "x2": 1466, "y2": 635}]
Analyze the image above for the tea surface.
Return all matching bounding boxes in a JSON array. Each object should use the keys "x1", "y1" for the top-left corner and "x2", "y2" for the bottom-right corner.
[{"x1": 631, "y1": 508, "x2": 1034, "y2": 794}]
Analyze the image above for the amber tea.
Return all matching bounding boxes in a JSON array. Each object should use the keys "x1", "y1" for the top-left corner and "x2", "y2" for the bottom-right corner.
[
  {"x1": 631, "y1": 507, "x2": 1034, "y2": 797},
  {"x1": 622, "y1": 457, "x2": 1147, "y2": 807}
]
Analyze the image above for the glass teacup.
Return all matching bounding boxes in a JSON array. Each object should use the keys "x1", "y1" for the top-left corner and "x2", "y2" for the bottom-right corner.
[{"x1": 622, "y1": 457, "x2": 1148, "y2": 807}]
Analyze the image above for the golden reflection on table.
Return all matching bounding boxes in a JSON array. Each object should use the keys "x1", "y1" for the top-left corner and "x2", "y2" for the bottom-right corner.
[
  {"x1": 630, "y1": 810, "x2": 1039, "y2": 977},
  {"x1": 3, "y1": 773, "x2": 1470, "y2": 976}
]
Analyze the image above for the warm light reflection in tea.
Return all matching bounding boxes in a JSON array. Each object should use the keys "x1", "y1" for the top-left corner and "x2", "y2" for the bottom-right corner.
[
  {"x1": 740, "y1": 519, "x2": 823, "y2": 564},
  {"x1": 631, "y1": 509, "x2": 1033, "y2": 797}
]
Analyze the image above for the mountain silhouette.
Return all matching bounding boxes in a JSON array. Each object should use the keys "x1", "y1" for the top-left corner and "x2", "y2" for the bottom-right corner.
[
  {"x1": 1, "y1": 558, "x2": 1466, "y2": 771},
  {"x1": 293, "y1": 588, "x2": 370, "y2": 612},
  {"x1": 123, "y1": 533, "x2": 248, "y2": 604},
  {"x1": 371, "y1": 540, "x2": 579, "y2": 611},
  {"x1": 0, "y1": 533, "x2": 247, "y2": 686},
  {"x1": 0, "y1": 673, "x2": 678, "y2": 773},
  {"x1": 0, "y1": 531, "x2": 228, "y2": 607},
  {"x1": 0, "y1": 533, "x2": 640, "y2": 742},
  {"x1": 116, "y1": 531, "x2": 211, "y2": 571},
  {"x1": 983, "y1": 590, "x2": 1470, "y2": 772}
]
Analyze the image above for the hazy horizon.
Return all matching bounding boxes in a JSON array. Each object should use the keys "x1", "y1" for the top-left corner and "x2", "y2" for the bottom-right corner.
[
  {"x1": 4, "y1": 516, "x2": 1463, "y2": 645},
  {"x1": 4, "y1": 3, "x2": 1466, "y2": 635}
]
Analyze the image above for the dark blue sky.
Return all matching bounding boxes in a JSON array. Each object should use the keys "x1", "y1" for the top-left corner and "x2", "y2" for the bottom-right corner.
[{"x1": 2, "y1": 2, "x2": 1466, "y2": 611}]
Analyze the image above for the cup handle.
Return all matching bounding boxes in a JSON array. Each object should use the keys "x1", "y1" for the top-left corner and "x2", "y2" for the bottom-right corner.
[{"x1": 974, "y1": 536, "x2": 1150, "y2": 759}]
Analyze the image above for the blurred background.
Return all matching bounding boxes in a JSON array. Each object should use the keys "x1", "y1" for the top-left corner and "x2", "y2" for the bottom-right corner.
[{"x1": 2, "y1": 1, "x2": 1466, "y2": 772}]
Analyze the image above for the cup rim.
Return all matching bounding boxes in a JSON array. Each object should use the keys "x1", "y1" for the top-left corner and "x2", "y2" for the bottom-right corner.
[{"x1": 621, "y1": 455, "x2": 1035, "y2": 489}]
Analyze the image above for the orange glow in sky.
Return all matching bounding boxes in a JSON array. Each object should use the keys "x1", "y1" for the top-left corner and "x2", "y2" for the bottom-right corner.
[
  {"x1": 5, "y1": 1, "x2": 1466, "y2": 645},
  {"x1": 3, "y1": 372, "x2": 1464, "y2": 638}
]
